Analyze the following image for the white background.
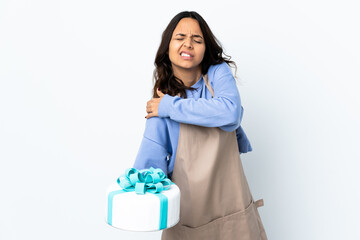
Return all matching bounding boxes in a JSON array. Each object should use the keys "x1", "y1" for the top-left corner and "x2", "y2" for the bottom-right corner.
[{"x1": 1, "y1": 0, "x2": 359, "y2": 239}]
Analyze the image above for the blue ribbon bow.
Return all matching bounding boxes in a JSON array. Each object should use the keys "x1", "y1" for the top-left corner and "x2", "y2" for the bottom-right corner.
[{"x1": 117, "y1": 167, "x2": 172, "y2": 194}]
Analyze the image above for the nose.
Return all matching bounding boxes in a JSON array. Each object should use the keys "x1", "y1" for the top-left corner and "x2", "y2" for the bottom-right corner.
[{"x1": 183, "y1": 38, "x2": 192, "y2": 49}]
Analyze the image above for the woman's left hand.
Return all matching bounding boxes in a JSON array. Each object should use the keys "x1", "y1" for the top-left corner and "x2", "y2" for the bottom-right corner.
[{"x1": 145, "y1": 88, "x2": 165, "y2": 119}]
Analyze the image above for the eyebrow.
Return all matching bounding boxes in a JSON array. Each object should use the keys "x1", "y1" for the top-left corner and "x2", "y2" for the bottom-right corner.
[{"x1": 175, "y1": 33, "x2": 203, "y2": 39}]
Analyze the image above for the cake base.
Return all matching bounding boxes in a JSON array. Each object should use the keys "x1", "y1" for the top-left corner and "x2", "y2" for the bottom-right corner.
[{"x1": 105, "y1": 183, "x2": 180, "y2": 232}]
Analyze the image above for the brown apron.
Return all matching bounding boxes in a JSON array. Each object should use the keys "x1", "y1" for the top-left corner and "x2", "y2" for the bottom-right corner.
[{"x1": 161, "y1": 74, "x2": 268, "y2": 240}]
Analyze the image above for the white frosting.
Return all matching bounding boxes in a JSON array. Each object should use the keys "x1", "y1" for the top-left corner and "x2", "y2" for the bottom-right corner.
[{"x1": 105, "y1": 183, "x2": 180, "y2": 231}]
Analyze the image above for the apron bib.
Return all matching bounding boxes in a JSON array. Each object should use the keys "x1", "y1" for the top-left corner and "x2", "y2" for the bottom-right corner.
[{"x1": 162, "y1": 74, "x2": 268, "y2": 240}]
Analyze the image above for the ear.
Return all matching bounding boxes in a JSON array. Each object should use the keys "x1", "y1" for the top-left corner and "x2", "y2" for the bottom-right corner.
[{"x1": 157, "y1": 88, "x2": 165, "y2": 97}]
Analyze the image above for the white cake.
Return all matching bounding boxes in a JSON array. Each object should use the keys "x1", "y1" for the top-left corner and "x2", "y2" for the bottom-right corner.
[{"x1": 105, "y1": 168, "x2": 180, "y2": 232}]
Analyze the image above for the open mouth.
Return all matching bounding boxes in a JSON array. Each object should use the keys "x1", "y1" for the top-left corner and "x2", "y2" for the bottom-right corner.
[{"x1": 180, "y1": 51, "x2": 194, "y2": 59}]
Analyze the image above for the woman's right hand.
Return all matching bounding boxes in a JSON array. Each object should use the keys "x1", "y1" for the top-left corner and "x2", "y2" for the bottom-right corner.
[{"x1": 145, "y1": 89, "x2": 165, "y2": 119}]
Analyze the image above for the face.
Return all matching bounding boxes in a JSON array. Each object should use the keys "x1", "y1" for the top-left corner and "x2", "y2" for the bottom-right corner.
[{"x1": 168, "y1": 18, "x2": 206, "y2": 72}]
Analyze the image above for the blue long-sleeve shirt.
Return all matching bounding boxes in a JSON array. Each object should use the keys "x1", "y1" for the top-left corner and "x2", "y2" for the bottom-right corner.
[{"x1": 133, "y1": 62, "x2": 252, "y2": 177}]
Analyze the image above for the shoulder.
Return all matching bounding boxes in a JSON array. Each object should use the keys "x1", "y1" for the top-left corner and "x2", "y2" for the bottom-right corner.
[
  {"x1": 207, "y1": 62, "x2": 232, "y2": 78},
  {"x1": 144, "y1": 117, "x2": 168, "y2": 135},
  {"x1": 207, "y1": 62, "x2": 234, "y2": 86},
  {"x1": 143, "y1": 117, "x2": 170, "y2": 146}
]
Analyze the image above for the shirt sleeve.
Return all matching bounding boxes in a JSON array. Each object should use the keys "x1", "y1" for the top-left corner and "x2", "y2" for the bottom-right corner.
[
  {"x1": 158, "y1": 62, "x2": 242, "y2": 132},
  {"x1": 236, "y1": 125, "x2": 253, "y2": 153},
  {"x1": 132, "y1": 117, "x2": 170, "y2": 175}
]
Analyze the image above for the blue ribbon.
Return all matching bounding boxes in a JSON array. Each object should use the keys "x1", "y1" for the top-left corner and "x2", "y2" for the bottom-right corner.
[
  {"x1": 117, "y1": 167, "x2": 172, "y2": 194},
  {"x1": 107, "y1": 167, "x2": 173, "y2": 230}
]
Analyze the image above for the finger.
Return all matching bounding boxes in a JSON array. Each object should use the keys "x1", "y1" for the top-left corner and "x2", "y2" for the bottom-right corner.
[
  {"x1": 146, "y1": 103, "x2": 154, "y2": 113},
  {"x1": 146, "y1": 101, "x2": 153, "y2": 113},
  {"x1": 145, "y1": 112, "x2": 154, "y2": 119}
]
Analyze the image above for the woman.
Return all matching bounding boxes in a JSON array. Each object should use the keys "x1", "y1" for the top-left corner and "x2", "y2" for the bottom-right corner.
[{"x1": 133, "y1": 11, "x2": 267, "y2": 240}]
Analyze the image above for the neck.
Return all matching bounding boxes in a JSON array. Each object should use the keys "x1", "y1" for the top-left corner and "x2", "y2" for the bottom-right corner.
[{"x1": 172, "y1": 66, "x2": 202, "y2": 87}]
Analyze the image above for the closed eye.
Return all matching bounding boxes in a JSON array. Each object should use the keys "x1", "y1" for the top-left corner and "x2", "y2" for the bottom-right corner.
[{"x1": 176, "y1": 38, "x2": 202, "y2": 44}]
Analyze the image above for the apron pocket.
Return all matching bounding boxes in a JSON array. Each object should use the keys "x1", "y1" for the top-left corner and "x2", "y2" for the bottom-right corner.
[{"x1": 181, "y1": 199, "x2": 262, "y2": 240}]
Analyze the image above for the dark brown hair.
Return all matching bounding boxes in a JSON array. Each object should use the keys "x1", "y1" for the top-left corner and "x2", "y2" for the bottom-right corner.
[{"x1": 153, "y1": 11, "x2": 237, "y2": 98}]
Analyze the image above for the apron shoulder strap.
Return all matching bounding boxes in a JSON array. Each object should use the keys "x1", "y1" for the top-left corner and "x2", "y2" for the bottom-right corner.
[
  {"x1": 203, "y1": 74, "x2": 214, "y2": 98},
  {"x1": 254, "y1": 198, "x2": 264, "y2": 208}
]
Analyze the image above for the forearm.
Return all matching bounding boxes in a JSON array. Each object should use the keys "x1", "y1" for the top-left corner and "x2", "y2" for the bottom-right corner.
[{"x1": 158, "y1": 94, "x2": 241, "y2": 130}]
